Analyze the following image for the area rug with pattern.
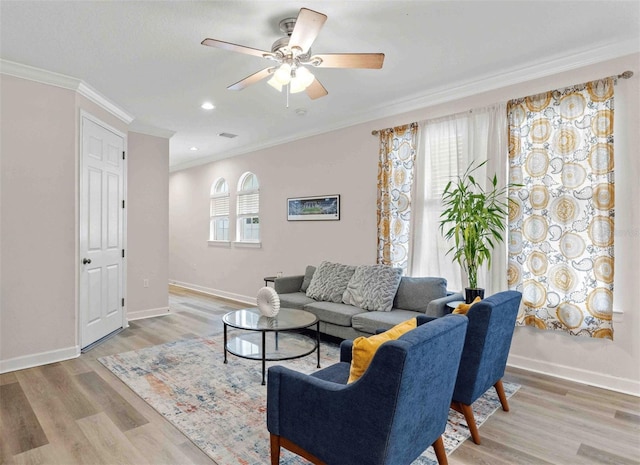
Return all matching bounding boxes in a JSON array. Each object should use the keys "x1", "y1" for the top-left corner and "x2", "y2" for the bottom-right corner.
[{"x1": 99, "y1": 334, "x2": 519, "y2": 465}]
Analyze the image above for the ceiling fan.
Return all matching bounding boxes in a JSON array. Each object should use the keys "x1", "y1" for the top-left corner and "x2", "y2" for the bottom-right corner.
[{"x1": 201, "y1": 8, "x2": 384, "y2": 100}]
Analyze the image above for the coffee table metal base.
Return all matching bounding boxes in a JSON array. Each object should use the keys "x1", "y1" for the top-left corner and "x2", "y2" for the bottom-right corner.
[{"x1": 223, "y1": 320, "x2": 320, "y2": 385}]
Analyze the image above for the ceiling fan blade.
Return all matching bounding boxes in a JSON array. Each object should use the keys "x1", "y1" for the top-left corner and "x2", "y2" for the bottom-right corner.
[
  {"x1": 201, "y1": 38, "x2": 272, "y2": 59},
  {"x1": 312, "y1": 53, "x2": 385, "y2": 69},
  {"x1": 289, "y1": 8, "x2": 327, "y2": 53},
  {"x1": 305, "y1": 78, "x2": 328, "y2": 100},
  {"x1": 228, "y1": 67, "x2": 274, "y2": 91}
]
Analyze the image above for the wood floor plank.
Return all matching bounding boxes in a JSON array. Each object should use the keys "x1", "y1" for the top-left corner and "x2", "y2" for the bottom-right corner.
[
  {"x1": 61, "y1": 357, "x2": 93, "y2": 376},
  {"x1": 0, "y1": 371, "x2": 18, "y2": 386},
  {"x1": 450, "y1": 435, "x2": 555, "y2": 465},
  {"x1": 0, "y1": 382, "x2": 49, "y2": 455},
  {"x1": 177, "y1": 440, "x2": 220, "y2": 465},
  {"x1": 577, "y1": 443, "x2": 640, "y2": 465},
  {"x1": 124, "y1": 423, "x2": 200, "y2": 465},
  {"x1": 13, "y1": 368, "x2": 105, "y2": 465},
  {"x1": 75, "y1": 412, "x2": 151, "y2": 465},
  {"x1": 616, "y1": 409, "x2": 640, "y2": 424},
  {"x1": 38, "y1": 364, "x2": 98, "y2": 420},
  {"x1": 75, "y1": 371, "x2": 149, "y2": 432}
]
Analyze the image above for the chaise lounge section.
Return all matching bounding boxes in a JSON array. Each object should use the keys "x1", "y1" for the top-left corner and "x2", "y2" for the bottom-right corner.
[{"x1": 274, "y1": 262, "x2": 463, "y2": 340}]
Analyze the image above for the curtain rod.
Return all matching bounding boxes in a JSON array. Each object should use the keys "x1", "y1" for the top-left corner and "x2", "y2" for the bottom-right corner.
[
  {"x1": 371, "y1": 122, "x2": 417, "y2": 136},
  {"x1": 371, "y1": 71, "x2": 634, "y2": 136}
]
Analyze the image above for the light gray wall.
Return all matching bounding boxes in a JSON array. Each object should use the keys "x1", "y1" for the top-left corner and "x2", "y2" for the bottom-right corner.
[
  {"x1": 169, "y1": 53, "x2": 640, "y2": 395},
  {"x1": 127, "y1": 132, "x2": 170, "y2": 318},
  {"x1": 0, "y1": 74, "x2": 170, "y2": 371},
  {"x1": 1, "y1": 75, "x2": 78, "y2": 364},
  {"x1": 169, "y1": 126, "x2": 379, "y2": 302}
]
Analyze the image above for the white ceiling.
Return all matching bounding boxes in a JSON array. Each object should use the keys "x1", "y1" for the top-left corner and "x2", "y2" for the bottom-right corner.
[{"x1": 1, "y1": 1, "x2": 638, "y2": 170}]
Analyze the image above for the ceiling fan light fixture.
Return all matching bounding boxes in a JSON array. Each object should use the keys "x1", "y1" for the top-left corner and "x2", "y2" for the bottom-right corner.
[
  {"x1": 267, "y1": 76, "x2": 283, "y2": 92},
  {"x1": 298, "y1": 66, "x2": 315, "y2": 87},
  {"x1": 289, "y1": 66, "x2": 315, "y2": 93},
  {"x1": 273, "y1": 63, "x2": 292, "y2": 85},
  {"x1": 289, "y1": 76, "x2": 306, "y2": 93}
]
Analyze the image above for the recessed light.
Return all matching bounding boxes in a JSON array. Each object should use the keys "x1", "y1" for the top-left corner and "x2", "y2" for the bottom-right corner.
[
  {"x1": 201, "y1": 102, "x2": 215, "y2": 110},
  {"x1": 189, "y1": 146, "x2": 199, "y2": 151}
]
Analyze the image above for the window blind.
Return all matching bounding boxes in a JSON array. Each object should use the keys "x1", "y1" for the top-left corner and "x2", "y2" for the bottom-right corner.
[
  {"x1": 210, "y1": 195, "x2": 229, "y2": 217},
  {"x1": 237, "y1": 191, "x2": 259, "y2": 215}
]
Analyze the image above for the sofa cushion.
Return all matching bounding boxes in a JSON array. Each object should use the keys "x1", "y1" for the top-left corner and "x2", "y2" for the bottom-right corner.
[
  {"x1": 393, "y1": 277, "x2": 448, "y2": 312},
  {"x1": 347, "y1": 318, "x2": 417, "y2": 383},
  {"x1": 304, "y1": 301, "x2": 366, "y2": 327},
  {"x1": 300, "y1": 265, "x2": 316, "y2": 292},
  {"x1": 342, "y1": 264, "x2": 402, "y2": 312},
  {"x1": 306, "y1": 261, "x2": 356, "y2": 303},
  {"x1": 352, "y1": 309, "x2": 424, "y2": 335},
  {"x1": 278, "y1": 292, "x2": 316, "y2": 310}
]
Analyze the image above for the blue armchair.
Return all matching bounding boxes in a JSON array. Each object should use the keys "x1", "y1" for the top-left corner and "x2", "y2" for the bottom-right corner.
[
  {"x1": 267, "y1": 314, "x2": 468, "y2": 465},
  {"x1": 450, "y1": 290, "x2": 522, "y2": 445}
]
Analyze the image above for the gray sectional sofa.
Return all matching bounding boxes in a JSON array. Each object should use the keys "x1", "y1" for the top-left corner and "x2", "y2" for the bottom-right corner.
[{"x1": 274, "y1": 262, "x2": 463, "y2": 340}]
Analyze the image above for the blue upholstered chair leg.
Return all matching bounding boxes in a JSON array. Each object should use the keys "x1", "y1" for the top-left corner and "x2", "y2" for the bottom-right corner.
[
  {"x1": 451, "y1": 379, "x2": 510, "y2": 445},
  {"x1": 432, "y1": 437, "x2": 448, "y2": 464},
  {"x1": 271, "y1": 433, "x2": 449, "y2": 465},
  {"x1": 270, "y1": 434, "x2": 328, "y2": 465}
]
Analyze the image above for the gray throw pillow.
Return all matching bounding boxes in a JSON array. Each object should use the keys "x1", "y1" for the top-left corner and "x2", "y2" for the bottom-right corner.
[
  {"x1": 342, "y1": 265, "x2": 403, "y2": 312},
  {"x1": 300, "y1": 265, "x2": 316, "y2": 292},
  {"x1": 306, "y1": 261, "x2": 356, "y2": 303},
  {"x1": 393, "y1": 277, "x2": 448, "y2": 312}
]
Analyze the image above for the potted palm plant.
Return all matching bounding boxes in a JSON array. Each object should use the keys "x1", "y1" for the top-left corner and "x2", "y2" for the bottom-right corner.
[{"x1": 439, "y1": 160, "x2": 512, "y2": 303}]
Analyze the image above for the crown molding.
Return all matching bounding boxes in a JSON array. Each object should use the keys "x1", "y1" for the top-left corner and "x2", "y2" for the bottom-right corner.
[
  {"x1": 1, "y1": 59, "x2": 134, "y2": 124},
  {"x1": 0, "y1": 59, "x2": 80, "y2": 90},
  {"x1": 171, "y1": 39, "x2": 639, "y2": 172},
  {"x1": 129, "y1": 120, "x2": 176, "y2": 139},
  {"x1": 367, "y1": 39, "x2": 640, "y2": 120},
  {"x1": 76, "y1": 81, "x2": 133, "y2": 124}
]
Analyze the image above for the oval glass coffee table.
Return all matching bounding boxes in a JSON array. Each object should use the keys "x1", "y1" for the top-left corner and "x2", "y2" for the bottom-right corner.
[{"x1": 222, "y1": 308, "x2": 320, "y2": 385}]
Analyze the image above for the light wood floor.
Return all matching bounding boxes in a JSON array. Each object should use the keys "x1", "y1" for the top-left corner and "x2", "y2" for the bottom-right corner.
[{"x1": 1, "y1": 286, "x2": 638, "y2": 465}]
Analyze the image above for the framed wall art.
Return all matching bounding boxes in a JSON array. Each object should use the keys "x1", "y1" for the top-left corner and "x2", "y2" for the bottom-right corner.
[{"x1": 287, "y1": 195, "x2": 340, "y2": 221}]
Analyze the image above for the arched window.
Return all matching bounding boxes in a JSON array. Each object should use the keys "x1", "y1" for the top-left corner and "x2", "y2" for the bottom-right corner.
[
  {"x1": 237, "y1": 172, "x2": 259, "y2": 242},
  {"x1": 210, "y1": 178, "x2": 229, "y2": 241}
]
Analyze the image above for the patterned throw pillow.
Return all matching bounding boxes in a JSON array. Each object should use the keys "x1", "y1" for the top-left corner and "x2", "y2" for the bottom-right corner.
[
  {"x1": 342, "y1": 265, "x2": 403, "y2": 312},
  {"x1": 306, "y1": 261, "x2": 356, "y2": 303}
]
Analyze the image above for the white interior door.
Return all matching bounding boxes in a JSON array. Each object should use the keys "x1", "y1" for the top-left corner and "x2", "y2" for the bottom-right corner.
[{"x1": 80, "y1": 115, "x2": 126, "y2": 348}]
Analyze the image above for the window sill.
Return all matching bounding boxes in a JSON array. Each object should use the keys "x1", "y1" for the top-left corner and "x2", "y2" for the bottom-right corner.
[
  {"x1": 208, "y1": 240, "x2": 231, "y2": 247},
  {"x1": 233, "y1": 241, "x2": 262, "y2": 249}
]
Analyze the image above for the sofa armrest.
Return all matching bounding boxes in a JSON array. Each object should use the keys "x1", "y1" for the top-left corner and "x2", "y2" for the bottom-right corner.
[
  {"x1": 339, "y1": 340, "x2": 353, "y2": 363},
  {"x1": 426, "y1": 292, "x2": 464, "y2": 317},
  {"x1": 274, "y1": 275, "x2": 304, "y2": 294}
]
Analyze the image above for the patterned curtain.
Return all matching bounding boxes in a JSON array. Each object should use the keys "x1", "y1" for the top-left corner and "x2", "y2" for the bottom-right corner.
[
  {"x1": 376, "y1": 123, "x2": 418, "y2": 272},
  {"x1": 507, "y1": 78, "x2": 615, "y2": 339}
]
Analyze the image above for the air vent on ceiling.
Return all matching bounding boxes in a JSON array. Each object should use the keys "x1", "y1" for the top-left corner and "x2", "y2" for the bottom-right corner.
[{"x1": 218, "y1": 132, "x2": 238, "y2": 139}]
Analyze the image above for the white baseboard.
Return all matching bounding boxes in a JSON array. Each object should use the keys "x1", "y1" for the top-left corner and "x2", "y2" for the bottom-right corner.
[
  {"x1": 127, "y1": 306, "x2": 171, "y2": 321},
  {"x1": 0, "y1": 345, "x2": 80, "y2": 374},
  {"x1": 507, "y1": 353, "x2": 640, "y2": 397},
  {"x1": 169, "y1": 280, "x2": 256, "y2": 306}
]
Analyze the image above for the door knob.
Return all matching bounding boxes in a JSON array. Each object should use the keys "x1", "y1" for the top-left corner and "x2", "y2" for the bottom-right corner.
[{"x1": 83, "y1": 258, "x2": 92, "y2": 265}]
